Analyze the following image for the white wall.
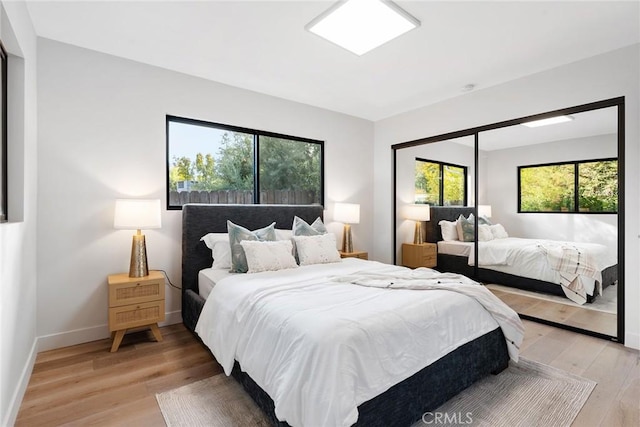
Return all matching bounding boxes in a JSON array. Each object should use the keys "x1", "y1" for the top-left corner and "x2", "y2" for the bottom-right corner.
[
  {"x1": 0, "y1": 2, "x2": 38, "y2": 426},
  {"x1": 482, "y1": 134, "x2": 618, "y2": 254},
  {"x1": 374, "y1": 44, "x2": 640, "y2": 348},
  {"x1": 36, "y1": 39, "x2": 374, "y2": 350}
]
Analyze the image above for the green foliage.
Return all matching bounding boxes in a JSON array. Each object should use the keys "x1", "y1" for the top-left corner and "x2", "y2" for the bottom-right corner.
[
  {"x1": 415, "y1": 160, "x2": 466, "y2": 206},
  {"x1": 215, "y1": 133, "x2": 254, "y2": 190},
  {"x1": 259, "y1": 136, "x2": 321, "y2": 195},
  {"x1": 520, "y1": 160, "x2": 617, "y2": 213},
  {"x1": 443, "y1": 165, "x2": 465, "y2": 206},
  {"x1": 415, "y1": 161, "x2": 440, "y2": 205},
  {"x1": 168, "y1": 131, "x2": 321, "y2": 198},
  {"x1": 578, "y1": 160, "x2": 617, "y2": 212},
  {"x1": 520, "y1": 164, "x2": 575, "y2": 211}
]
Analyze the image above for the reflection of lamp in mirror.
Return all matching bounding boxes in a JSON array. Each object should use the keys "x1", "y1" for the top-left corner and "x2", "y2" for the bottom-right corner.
[
  {"x1": 334, "y1": 202, "x2": 360, "y2": 253},
  {"x1": 114, "y1": 199, "x2": 162, "y2": 277},
  {"x1": 478, "y1": 205, "x2": 492, "y2": 219},
  {"x1": 405, "y1": 204, "x2": 430, "y2": 244}
]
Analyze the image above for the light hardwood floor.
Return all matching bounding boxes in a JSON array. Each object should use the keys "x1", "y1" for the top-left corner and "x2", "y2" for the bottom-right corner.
[
  {"x1": 16, "y1": 321, "x2": 639, "y2": 426},
  {"x1": 489, "y1": 286, "x2": 617, "y2": 336}
]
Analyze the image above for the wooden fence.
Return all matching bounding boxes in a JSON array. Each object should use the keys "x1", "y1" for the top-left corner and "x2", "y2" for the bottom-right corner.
[{"x1": 169, "y1": 190, "x2": 318, "y2": 206}]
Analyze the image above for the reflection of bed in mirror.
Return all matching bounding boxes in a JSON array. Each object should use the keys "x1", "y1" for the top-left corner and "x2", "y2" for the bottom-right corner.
[{"x1": 426, "y1": 207, "x2": 617, "y2": 304}]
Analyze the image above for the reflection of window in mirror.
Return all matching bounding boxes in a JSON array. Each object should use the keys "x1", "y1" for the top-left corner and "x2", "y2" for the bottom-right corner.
[
  {"x1": 518, "y1": 158, "x2": 618, "y2": 213},
  {"x1": 414, "y1": 158, "x2": 467, "y2": 206}
]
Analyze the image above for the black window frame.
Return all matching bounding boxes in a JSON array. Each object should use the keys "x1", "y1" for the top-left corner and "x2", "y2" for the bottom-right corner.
[
  {"x1": 166, "y1": 115, "x2": 325, "y2": 210},
  {"x1": 0, "y1": 41, "x2": 7, "y2": 222},
  {"x1": 414, "y1": 157, "x2": 468, "y2": 206},
  {"x1": 517, "y1": 157, "x2": 618, "y2": 214}
]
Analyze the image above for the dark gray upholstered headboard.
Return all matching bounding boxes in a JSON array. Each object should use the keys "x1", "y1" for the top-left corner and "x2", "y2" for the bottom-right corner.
[
  {"x1": 181, "y1": 203, "x2": 324, "y2": 331},
  {"x1": 425, "y1": 206, "x2": 475, "y2": 243}
]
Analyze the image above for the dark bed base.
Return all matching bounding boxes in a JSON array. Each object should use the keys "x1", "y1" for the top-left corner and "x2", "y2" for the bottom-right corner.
[
  {"x1": 426, "y1": 206, "x2": 617, "y2": 304},
  {"x1": 232, "y1": 327, "x2": 509, "y2": 427}
]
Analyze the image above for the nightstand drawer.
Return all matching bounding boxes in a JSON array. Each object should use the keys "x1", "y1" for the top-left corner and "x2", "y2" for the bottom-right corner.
[
  {"x1": 402, "y1": 243, "x2": 437, "y2": 268},
  {"x1": 109, "y1": 300, "x2": 165, "y2": 331},
  {"x1": 108, "y1": 276, "x2": 164, "y2": 307}
]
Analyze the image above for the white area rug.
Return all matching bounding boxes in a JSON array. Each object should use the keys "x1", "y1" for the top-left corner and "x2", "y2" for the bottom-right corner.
[
  {"x1": 156, "y1": 358, "x2": 595, "y2": 427},
  {"x1": 486, "y1": 283, "x2": 617, "y2": 314}
]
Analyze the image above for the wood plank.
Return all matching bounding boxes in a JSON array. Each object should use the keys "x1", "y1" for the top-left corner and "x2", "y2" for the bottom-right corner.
[{"x1": 16, "y1": 321, "x2": 639, "y2": 426}]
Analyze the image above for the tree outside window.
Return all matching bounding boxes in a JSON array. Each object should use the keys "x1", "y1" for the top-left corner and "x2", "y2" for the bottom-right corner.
[
  {"x1": 518, "y1": 158, "x2": 617, "y2": 213},
  {"x1": 167, "y1": 117, "x2": 323, "y2": 208},
  {"x1": 415, "y1": 159, "x2": 467, "y2": 206}
]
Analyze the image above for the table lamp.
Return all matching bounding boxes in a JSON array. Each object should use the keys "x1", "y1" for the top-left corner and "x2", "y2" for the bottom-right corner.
[
  {"x1": 405, "y1": 204, "x2": 430, "y2": 244},
  {"x1": 478, "y1": 205, "x2": 492, "y2": 218},
  {"x1": 334, "y1": 202, "x2": 360, "y2": 253},
  {"x1": 114, "y1": 199, "x2": 161, "y2": 277}
]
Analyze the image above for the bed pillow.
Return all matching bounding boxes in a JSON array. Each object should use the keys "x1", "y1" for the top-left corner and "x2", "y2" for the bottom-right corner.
[
  {"x1": 478, "y1": 224, "x2": 494, "y2": 242},
  {"x1": 240, "y1": 240, "x2": 298, "y2": 273},
  {"x1": 275, "y1": 228, "x2": 293, "y2": 241},
  {"x1": 438, "y1": 220, "x2": 459, "y2": 241},
  {"x1": 479, "y1": 215, "x2": 492, "y2": 226},
  {"x1": 490, "y1": 224, "x2": 509, "y2": 239},
  {"x1": 227, "y1": 221, "x2": 277, "y2": 273},
  {"x1": 293, "y1": 234, "x2": 341, "y2": 266},
  {"x1": 200, "y1": 233, "x2": 232, "y2": 269},
  {"x1": 456, "y1": 214, "x2": 475, "y2": 242},
  {"x1": 292, "y1": 216, "x2": 327, "y2": 236}
]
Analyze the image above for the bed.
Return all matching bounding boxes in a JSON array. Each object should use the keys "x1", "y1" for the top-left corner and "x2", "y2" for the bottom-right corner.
[
  {"x1": 426, "y1": 206, "x2": 618, "y2": 304},
  {"x1": 182, "y1": 203, "x2": 515, "y2": 427}
]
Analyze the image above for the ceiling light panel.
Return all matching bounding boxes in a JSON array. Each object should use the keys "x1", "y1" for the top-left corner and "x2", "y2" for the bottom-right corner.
[
  {"x1": 306, "y1": 0, "x2": 420, "y2": 56},
  {"x1": 521, "y1": 115, "x2": 574, "y2": 128}
]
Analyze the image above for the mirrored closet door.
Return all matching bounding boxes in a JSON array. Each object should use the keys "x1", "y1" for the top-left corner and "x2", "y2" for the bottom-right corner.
[{"x1": 393, "y1": 98, "x2": 624, "y2": 343}]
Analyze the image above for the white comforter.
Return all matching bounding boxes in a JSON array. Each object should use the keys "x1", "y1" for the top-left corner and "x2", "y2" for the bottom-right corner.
[
  {"x1": 469, "y1": 237, "x2": 616, "y2": 303},
  {"x1": 195, "y1": 259, "x2": 513, "y2": 427}
]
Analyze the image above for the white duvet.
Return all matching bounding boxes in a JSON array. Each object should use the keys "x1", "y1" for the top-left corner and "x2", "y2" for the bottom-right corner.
[
  {"x1": 195, "y1": 259, "x2": 512, "y2": 427},
  {"x1": 468, "y1": 237, "x2": 616, "y2": 303}
]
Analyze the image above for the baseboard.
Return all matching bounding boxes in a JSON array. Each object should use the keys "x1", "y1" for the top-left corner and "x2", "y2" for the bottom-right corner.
[
  {"x1": 37, "y1": 310, "x2": 183, "y2": 352},
  {"x1": 624, "y1": 331, "x2": 639, "y2": 350},
  {"x1": 3, "y1": 338, "x2": 38, "y2": 427}
]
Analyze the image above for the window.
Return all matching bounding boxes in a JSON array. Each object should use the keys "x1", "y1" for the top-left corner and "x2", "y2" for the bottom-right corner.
[
  {"x1": 518, "y1": 158, "x2": 617, "y2": 213},
  {"x1": 414, "y1": 158, "x2": 467, "y2": 206},
  {"x1": 166, "y1": 116, "x2": 323, "y2": 209}
]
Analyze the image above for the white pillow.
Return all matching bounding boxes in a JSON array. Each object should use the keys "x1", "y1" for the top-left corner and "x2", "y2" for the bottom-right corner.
[
  {"x1": 240, "y1": 240, "x2": 298, "y2": 273},
  {"x1": 478, "y1": 224, "x2": 494, "y2": 242},
  {"x1": 438, "y1": 220, "x2": 459, "y2": 241},
  {"x1": 292, "y1": 234, "x2": 341, "y2": 266},
  {"x1": 275, "y1": 228, "x2": 293, "y2": 241},
  {"x1": 490, "y1": 224, "x2": 509, "y2": 239},
  {"x1": 200, "y1": 233, "x2": 232, "y2": 269}
]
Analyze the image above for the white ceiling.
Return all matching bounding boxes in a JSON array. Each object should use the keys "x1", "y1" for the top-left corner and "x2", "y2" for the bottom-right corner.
[{"x1": 25, "y1": 1, "x2": 640, "y2": 121}]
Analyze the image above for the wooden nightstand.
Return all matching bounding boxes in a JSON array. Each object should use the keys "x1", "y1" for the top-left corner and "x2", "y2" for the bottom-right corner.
[
  {"x1": 339, "y1": 250, "x2": 368, "y2": 260},
  {"x1": 402, "y1": 243, "x2": 437, "y2": 268},
  {"x1": 107, "y1": 270, "x2": 165, "y2": 352}
]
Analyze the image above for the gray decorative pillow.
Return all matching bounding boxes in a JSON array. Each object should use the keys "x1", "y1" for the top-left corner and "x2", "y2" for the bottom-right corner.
[
  {"x1": 292, "y1": 216, "x2": 327, "y2": 236},
  {"x1": 227, "y1": 220, "x2": 277, "y2": 273},
  {"x1": 456, "y1": 214, "x2": 476, "y2": 242},
  {"x1": 478, "y1": 215, "x2": 492, "y2": 225},
  {"x1": 456, "y1": 213, "x2": 476, "y2": 242}
]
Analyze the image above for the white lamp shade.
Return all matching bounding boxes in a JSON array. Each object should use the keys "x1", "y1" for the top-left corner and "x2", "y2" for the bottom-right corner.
[
  {"x1": 114, "y1": 199, "x2": 161, "y2": 230},
  {"x1": 478, "y1": 205, "x2": 492, "y2": 218},
  {"x1": 334, "y1": 202, "x2": 360, "y2": 224},
  {"x1": 404, "y1": 204, "x2": 430, "y2": 221}
]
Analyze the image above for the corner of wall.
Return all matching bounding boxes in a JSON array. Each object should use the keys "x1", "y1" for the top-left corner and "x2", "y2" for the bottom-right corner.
[{"x1": 1, "y1": 338, "x2": 37, "y2": 427}]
